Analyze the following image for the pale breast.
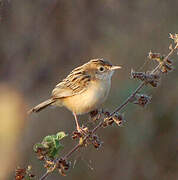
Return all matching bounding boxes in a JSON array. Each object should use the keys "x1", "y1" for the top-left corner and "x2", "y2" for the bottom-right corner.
[{"x1": 60, "y1": 79, "x2": 111, "y2": 115}]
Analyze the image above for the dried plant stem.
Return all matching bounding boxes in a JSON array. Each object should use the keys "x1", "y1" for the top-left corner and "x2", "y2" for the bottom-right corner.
[
  {"x1": 64, "y1": 143, "x2": 81, "y2": 159},
  {"x1": 39, "y1": 38, "x2": 178, "y2": 180},
  {"x1": 62, "y1": 81, "x2": 146, "y2": 165},
  {"x1": 110, "y1": 82, "x2": 145, "y2": 116},
  {"x1": 39, "y1": 171, "x2": 50, "y2": 180},
  {"x1": 62, "y1": 41, "x2": 177, "y2": 160},
  {"x1": 152, "y1": 43, "x2": 178, "y2": 73}
]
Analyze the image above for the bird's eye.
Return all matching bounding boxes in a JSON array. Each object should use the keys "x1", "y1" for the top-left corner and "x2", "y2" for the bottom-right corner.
[{"x1": 98, "y1": 66, "x2": 105, "y2": 72}]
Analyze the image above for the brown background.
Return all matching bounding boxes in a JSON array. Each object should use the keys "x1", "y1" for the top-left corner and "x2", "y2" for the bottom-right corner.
[{"x1": 0, "y1": 0, "x2": 178, "y2": 179}]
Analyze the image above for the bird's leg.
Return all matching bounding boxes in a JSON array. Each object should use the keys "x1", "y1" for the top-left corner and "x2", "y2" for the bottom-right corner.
[
  {"x1": 73, "y1": 113, "x2": 88, "y2": 136},
  {"x1": 73, "y1": 113, "x2": 81, "y2": 132}
]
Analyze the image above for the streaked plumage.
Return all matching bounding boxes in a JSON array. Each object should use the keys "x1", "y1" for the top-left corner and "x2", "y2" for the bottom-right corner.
[{"x1": 28, "y1": 58, "x2": 121, "y2": 131}]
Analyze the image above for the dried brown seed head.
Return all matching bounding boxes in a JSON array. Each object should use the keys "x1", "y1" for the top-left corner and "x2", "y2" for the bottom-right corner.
[
  {"x1": 148, "y1": 52, "x2": 163, "y2": 62},
  {"x1": 15, "y1": 166, "x2": 35, "y2": 180},
  {"x1": 169, "y1": 33, "x2": 178, "y2": 44},
  {"x1": 131, "y1": 70, "x2": 161, "y2": 87},
  {"x1": 56, "y1": 158, "x2": 71, "y2": 176},
  {"x1": 132, "y1": 94, "x2": 152, "y2": 107},
  {"x1": 160, "y1": 62, "x2": 174, "y2": 74}
]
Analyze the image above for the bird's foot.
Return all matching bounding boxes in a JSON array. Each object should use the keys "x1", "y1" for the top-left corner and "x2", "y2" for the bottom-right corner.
[
  {"x1": 77, "y1": 126, "x2": 89, "y2": 135},
  {"x1": 72, "y1": 126, "x2": 89, "y2": 139}
]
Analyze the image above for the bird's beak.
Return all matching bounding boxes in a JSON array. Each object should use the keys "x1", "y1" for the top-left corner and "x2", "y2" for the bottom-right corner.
[{"x1": 110, "y1": 65, "x2": 122, "y2": 70}]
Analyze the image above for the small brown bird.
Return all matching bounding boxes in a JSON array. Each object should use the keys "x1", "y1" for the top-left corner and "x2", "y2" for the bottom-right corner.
[{"x1": 28, "y1": 58, "x2": 121, "y2": 131}]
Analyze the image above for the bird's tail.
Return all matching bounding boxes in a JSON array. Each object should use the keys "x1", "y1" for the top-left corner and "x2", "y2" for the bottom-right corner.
[{"x1": 28, "y1": 99, "x2": 55, "y2": 114}]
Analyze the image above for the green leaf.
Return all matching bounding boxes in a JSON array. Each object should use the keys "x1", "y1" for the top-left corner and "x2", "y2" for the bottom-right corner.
[
  {"x1": 56, "y1": 132, "x2": 67, "y2": 140},
  {"x1": 33, "y1": 131, "x2": 67, "y2": 159}
]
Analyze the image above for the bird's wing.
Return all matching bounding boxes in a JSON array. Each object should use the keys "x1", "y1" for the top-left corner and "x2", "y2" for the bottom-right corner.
[{"x1": 52, "y1": 71, "x2": 91, "y2": 99}]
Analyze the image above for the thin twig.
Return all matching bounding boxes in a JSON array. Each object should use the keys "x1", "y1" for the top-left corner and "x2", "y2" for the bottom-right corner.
[
  {"x1": 62, "y1": 41, "x2": 177, "y2": 159},
  {"x1": 64, "y1": 143, "x2": 81, "y2": 159},
  {"x1": 39, "y1": 38, "x2": 178, "y2": 180},
  {"x1": 39, "y1": 171, "x2": 50, "y2": 180},
  {"x1": 110, "y1": 82, "x2": 145, "y2": 116},
  {"x1": 152, "y1": 43, "x2": 178, "y2": 73}
]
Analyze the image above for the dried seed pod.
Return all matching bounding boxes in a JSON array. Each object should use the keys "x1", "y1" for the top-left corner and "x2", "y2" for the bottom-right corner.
[
  {"x1": 104, "y1": 111, "x2": 110, "y2": 117},
  {"x1": 92, "y1": 134, "x2": 98, "y2": 140},
  {"x1": 164, "y1": 63, "x2": 172, "y2": 71},
  {"x1": 131, "y1": 69, "x2": 146, "y2": 81},
  {"x1": 90, "y1": 109, "x2": 105, "y2": 122},
  {"x1": 166, "y1": 58, "x2": 173, "y2": 64},
  {"x1": 148, "y1": 52, "x2": 163, "y2": 62},
  {"x1": 148, "y1": 51, "x2": 174, "y2": 74},
  {"x1": 15, "y1": 166, "x2": 35, "y2": 180},
  {"x1": 102, "y1": 117, "x2": 114, "y2": 127},
  {"x1": 133, "y1": 94, "x2": 152, "y2": 107},
  {"x1": 103, "y1": 112, "x2": 125, "y2": 127},
  {"x1": 143, "y1": 72, "x2": 160, "y2": 87},
  {"x1": 72, "y1": 130, "x2": 82, "y2": 139},
  {"x1": 44, "y1": 159, "x2": 55, "y2": 170},
  {"x1": 112, "y1": 113, "x2": 124, "y2": 126},
  {"x1": 90, "y1": 134, "x2": 103, "y2": 149},
  {"x1": 15, "y1": 168, "x2": 26, "y2": 180},
  {"x1": 160, "y1": 62, "x2": 174, "y2": 73},
  {"x1": 108, "y1": 119, "x2": 114, "y2": 125},
  {"x1": 102, "y1": 121, "x2": 108, "y2": 127},
  {"x1": 71, "y1": 134, "x2": 78, "y2": 139},
  {"x1": 60, "y1": 159, "x2": 70, "y2": 170},
  {"x1": 169, "y1": 33, "x2": 178, "y2": 44},
  {"x1": 56, "y1": 158, "x2": 71, "y2": 176},
  {"x1": 90, "y1": 109, "x2": 99, "y2": 117},
  {"x1": 92, "y1": 140, "x2": 102, "y2": 149},
  {"x1": 131, "y1": 69, "x2": 160, "y2": 87}
]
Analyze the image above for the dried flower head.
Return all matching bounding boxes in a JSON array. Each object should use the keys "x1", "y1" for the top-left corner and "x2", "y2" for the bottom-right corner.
[
  {"x1": 148, "y1": 51, "x2": 174, "y2": 74},
  {"x1": 44, "y1": 159, "x2": 54, "y2": 168},
  {"x1": 72, "y1": 130, "x2": 83, "y2": 139},
  {"x1": 148, "y1": 52, "x2": 163, "y2": 62},
  {"x1": 102, "y1": 111, "x2": 113, "y2": 127},
  {"x1": 103, "y1": 112, "x2": 124, "y2": 127},
  {"x1": 169, "y1": 33, "x2": 178, "y2": 44},
  {"x1": 89, "y1": 109, "x2": 103, "y2": 122},
  {"x1": 15, "y1": 167, "x2": 26, "y2": 180},
  {"x1": 131, "y1": 94, "x2": 152, "y2": 107},
  {"x1": 111, "y1": 112, "x2": 125, "y2": 126},
  {"x1": 160, "y1": 62, "x2": 174, "y2": 73},
  {"x1": 15, "y1": 166, "x2": 35, "y2": 180},
  {"x1": 56, "y1": 158, "x2": 71, "y2": 176},
  {"x1": 90, "y1": 134, "x2": 103, "y2": 149},
  {"x1": 131, "y1": 69, "x2": 160, "y2": 87}
]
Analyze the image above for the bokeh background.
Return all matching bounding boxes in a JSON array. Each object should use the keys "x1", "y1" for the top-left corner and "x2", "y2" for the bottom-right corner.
[{"x1": 0, "y1": 0, "x2": 178, "y2": 179}]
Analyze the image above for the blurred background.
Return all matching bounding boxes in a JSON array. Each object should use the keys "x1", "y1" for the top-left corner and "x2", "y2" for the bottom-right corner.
[{"x1": 0, "y1": 0, "x2": 178, "y2": 179}]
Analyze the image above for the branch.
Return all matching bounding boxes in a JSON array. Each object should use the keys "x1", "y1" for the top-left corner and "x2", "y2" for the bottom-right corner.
[
  {"x1": 35, "y1": 34, "x2": 178, "y2": 180},
  {"x1": 15, "y1": 34, "x2": 178, "y2": 180},
  {"x1": 39, "y1": 171, "x2": 49, "y2": 180}
]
